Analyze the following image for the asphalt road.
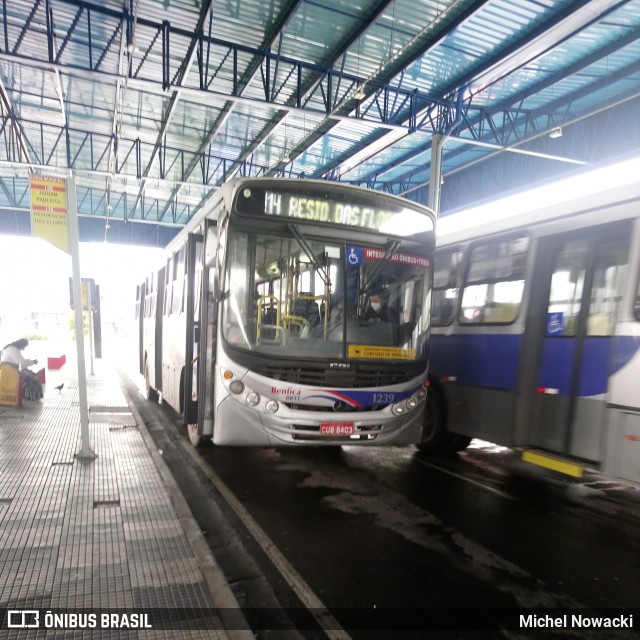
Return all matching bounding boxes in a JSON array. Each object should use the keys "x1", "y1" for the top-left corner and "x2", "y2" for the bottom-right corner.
[{"x1": 123, "y1": 373, "x2": 640, "y2": 640}]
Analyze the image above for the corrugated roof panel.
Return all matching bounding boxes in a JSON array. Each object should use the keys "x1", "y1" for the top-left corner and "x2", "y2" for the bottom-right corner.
[
  {"x1": 48, "y1": 0, "x2": 123, "y2": 74},
  {"x1": 515, "y1": 42, "x2": 640, "y2": 113},
  {"x1": 205, "y1": 103, "x2": 287, "y2": 169},
  {"x1": 291, "y1": 119, "x2": 389, "y2": 175},
  {"x1": 64, "y1": 76, "x2": 117, "y2": 134},
  {"x1": 3, "y1": 0, "x2": 640, "y2": 238},
  {"x1": 480, "y1": 6, "x2": 640, "y2": 111},
  {"x1": 339, "y1": 0, "x2": 477, "y2": 84},
  {"x1": 87, "y1": 0, "x2": 202, "y2": 30},
  {"x1": 209, "y1": 0, "x2": 290, "y2": 49},
  {"x1": 288, "y1": 122, "x2": 375, "y2": 175},
  {"x1": 234, "y1": 1, "x2": 388, "y2": 110},
  {"x1": 389, "y1": 0, "x2": 574, "y2": 96},
  {"x1": 566, "y1": 76, "x2": 640, "y2": 112},
  {"x1": 163, "y1": 100, "x2": 224, "y2": 154},
  {"x1": 382, "y1": 137, "x2": 490, "y2": 193},
  {"x1": 118, "y1": 88, "x2": 169, "y2": 144},
  {"x1": 0, "y1": 64, "x2": 64, "y2": 128},
  {"x1": 340, "y1": 131, "x2": 429, "y2": 182},
  {"x1": 184, "y1": 50, "x2": 258, "y2": 101},
  {"x1": 278, "y1": 1, "x2": 367, "y2": 64}
]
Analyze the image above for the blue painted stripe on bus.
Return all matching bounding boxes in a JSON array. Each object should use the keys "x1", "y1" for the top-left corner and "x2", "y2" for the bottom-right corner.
[
  {"x1": 577, "y1": 338, "x2": 611, "y2": 397},
  {"x1": 539, "y1": 336, "x2": 640, "y2": 397},
  {"x1": 432, "y1": 333, "x2": 640, "y2": 398},
  {"x1": 430, "y1": 334, "x2": 522, "y2": 390},
  {"x1": 538, "y1": 338, "x2": 577, "y2": 396}
]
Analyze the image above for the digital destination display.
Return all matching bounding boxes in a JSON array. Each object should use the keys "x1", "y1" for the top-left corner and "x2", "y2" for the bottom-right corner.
[
  {"x1": 264, "y1": 191, "x2": 395, "y2": 231},
  {"x1": 234, "y1": 184, "x2": 434, "y2": 236}
]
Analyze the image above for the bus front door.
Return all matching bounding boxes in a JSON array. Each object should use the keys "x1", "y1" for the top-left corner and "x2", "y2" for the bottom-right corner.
[{"x1": 529, "y1": 226, "x2": 629, "y2": 462}]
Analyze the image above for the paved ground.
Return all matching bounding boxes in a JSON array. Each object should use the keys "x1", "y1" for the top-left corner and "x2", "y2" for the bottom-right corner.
[{"x1": 0, "y1": 356, "x2": 248, "y2": 638}]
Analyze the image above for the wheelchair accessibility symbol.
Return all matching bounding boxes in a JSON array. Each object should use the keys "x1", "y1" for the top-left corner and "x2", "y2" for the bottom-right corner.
[
  {"x1": 346, "y1": 246, "x2": 363, "y2": 267},
  {"x1": 546, "y1": 312, "x2": 564, "y2": 336}
]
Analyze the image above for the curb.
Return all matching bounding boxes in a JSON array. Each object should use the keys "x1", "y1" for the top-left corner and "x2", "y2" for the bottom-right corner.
[{"x1": 121, "y1": 377, "x2": 255, "y2": 640}]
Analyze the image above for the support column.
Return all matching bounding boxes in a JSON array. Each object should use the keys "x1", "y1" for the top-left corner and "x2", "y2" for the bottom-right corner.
[
  {"x1": 68, "y1": 174, "x2": 97, "y2": 460},
  {"x1": 428, "y1": 134, "x2": 445, "y2": 217}
]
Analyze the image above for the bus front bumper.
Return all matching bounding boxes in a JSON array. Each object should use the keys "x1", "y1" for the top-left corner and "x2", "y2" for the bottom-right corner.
[{"x1": 213, "y1": 396, "x2": 425, "y2": 446}]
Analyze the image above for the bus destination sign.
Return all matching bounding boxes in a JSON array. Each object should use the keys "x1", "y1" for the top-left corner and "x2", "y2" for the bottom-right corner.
[{"x1": 264, "y1": 190, "x2": 395, "y2": 232}]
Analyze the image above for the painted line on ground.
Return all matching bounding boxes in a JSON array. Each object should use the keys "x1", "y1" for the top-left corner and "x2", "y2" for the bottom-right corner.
[
  {"x1": 415, "y1": 458, "x2": 518, "y2": 501},
  {"x1": 180, "y1": 438, "x2": 352, "y2": 640}
]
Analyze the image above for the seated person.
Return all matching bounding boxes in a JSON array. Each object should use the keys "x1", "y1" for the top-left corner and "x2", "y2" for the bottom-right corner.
[
  {"x1": 1, "y1": 338, "x2": 43, "y2": 400},
  {"x1": 2, "y1": 338, "x2": 38, "y2": 371}
]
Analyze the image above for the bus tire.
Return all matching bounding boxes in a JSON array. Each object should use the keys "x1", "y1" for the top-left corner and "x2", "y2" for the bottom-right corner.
[
  {"x1": 417, "y1": 390, "x2": 448, "y2": 454},
  {"x1": 145, "y1": 359, "x2": 159, "y2": 402}
]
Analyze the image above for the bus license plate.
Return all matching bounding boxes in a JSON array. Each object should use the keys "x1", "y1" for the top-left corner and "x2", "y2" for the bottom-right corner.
[{"x1": 320, "y1": 422, "x2": 354, "y2": 436}]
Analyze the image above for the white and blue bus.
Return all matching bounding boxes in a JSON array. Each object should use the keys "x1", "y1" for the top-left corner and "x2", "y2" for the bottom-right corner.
[
  {"x1": 136, "y1": 178, "x2": 435, "y2": 447},
  {"x1": 426, "y1": 168, "x2": 640, "y2": 485}
]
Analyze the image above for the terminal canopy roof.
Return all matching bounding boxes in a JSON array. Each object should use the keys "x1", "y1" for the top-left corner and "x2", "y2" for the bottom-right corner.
[{"x1": 1, "y1": 0, "x2": 639, "y2": 245}]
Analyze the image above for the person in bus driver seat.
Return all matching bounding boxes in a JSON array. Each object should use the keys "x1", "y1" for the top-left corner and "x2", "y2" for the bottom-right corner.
[{"x1": 364, "y1": 287, "x2": 397, "y2": 324}]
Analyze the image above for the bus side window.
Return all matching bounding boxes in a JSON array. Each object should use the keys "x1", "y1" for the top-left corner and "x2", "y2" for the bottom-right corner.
[
  {"x1": 587, "y1": 240, "x2": 628, "y2": 336},
  {"x1": 459, "y1": 236, "x2": 528, "y2": 325},
  {"x1": 546, "y1": 241, "x2": 586, "y2": 337},
  {"x1": 432, "y1": 249, "x2": 462, "y2": 326}
]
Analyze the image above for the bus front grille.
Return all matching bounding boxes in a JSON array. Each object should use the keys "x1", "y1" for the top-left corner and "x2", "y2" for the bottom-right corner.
[
  {"x1": 257, "y1": 365, "x2": 418, "y2": 388},
  {"x1": 284, "y1": 402, "x2": 381, "y2": 412}
]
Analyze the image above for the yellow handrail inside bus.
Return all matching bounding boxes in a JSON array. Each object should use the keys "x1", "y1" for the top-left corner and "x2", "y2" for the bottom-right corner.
[{"x1": 256, "y1": 294, "x2": 280, "y2": 342}]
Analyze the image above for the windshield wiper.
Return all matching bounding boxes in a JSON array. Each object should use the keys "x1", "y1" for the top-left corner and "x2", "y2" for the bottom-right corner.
[{"x1": 287, "y1": 224, "x2": 330, "y2": 286}]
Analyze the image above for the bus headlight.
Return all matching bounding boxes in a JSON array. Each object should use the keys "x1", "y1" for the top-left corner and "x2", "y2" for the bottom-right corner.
[
  {"x1": 229, "y1": 380, "x2": 244, "y2": 394},
  {"x1": 265, "y1": 400, "x2": 279, "y2": 414},
  {"x1": 246, "y1": 392, "x2": 260, "y2": 407},
  {"x1": 391, "y1": 403, "x2": 405, "y2": 416},
  {"x1": 415, "y1": 387, "x2": 427, "y2": 401},
  {"x1": 406, "y1": 396, "x2": 418, "y2": 410}
]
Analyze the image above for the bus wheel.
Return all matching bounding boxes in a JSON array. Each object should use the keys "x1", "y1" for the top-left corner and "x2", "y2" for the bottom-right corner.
[
  {"x1": 417, "y1": 391, "x2": 447, "y2": 454},
  {"x1": 145, "y1": 360, "x2": 159, "y2": 402},
  {"x1": 187, "y1": 423, "x2": 206, "y2": 448}
]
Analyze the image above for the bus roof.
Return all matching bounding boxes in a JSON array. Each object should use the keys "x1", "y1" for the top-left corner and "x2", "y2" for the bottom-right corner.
[{"x1": 437, "y1": 155, "x2": 640, "y2": 247}]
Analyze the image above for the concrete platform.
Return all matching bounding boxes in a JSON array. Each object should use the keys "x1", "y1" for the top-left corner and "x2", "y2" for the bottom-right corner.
[{"x1": 0, "y1": 357, "x2": 250, "y2": 638}]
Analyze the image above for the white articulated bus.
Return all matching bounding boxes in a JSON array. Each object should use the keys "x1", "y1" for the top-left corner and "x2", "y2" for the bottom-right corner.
[
  {"x1": 426, "y1": 167, "x2": 640, "y2": 485},
  {"x1": 136, "y1": 178, "x2": 435, "y2": 447}
]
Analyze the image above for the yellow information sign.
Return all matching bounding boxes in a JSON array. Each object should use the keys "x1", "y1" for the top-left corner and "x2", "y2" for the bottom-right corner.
[
  {"x1": 68, "y1": 277, "x2": 96, "y2": 311},
  {"x1": 30, "y1": 175, "x2": 69, "y2": 253},
  {"x1": 348, "y1": 344, "x2": 415, "y2": 360}
]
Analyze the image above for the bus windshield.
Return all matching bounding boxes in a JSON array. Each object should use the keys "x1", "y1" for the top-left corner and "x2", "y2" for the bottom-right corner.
[{"x1": 222, "y1": 226, "x2": 431, "y2": 362}]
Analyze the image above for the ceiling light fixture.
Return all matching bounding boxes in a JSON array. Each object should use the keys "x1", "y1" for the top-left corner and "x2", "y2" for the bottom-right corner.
[
  {"x1": 354, "y1": 84, "x2": 366, "y2": 100},
  {"x1": 549, "y1": 127, "x2": 563, "y2": 139}
]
